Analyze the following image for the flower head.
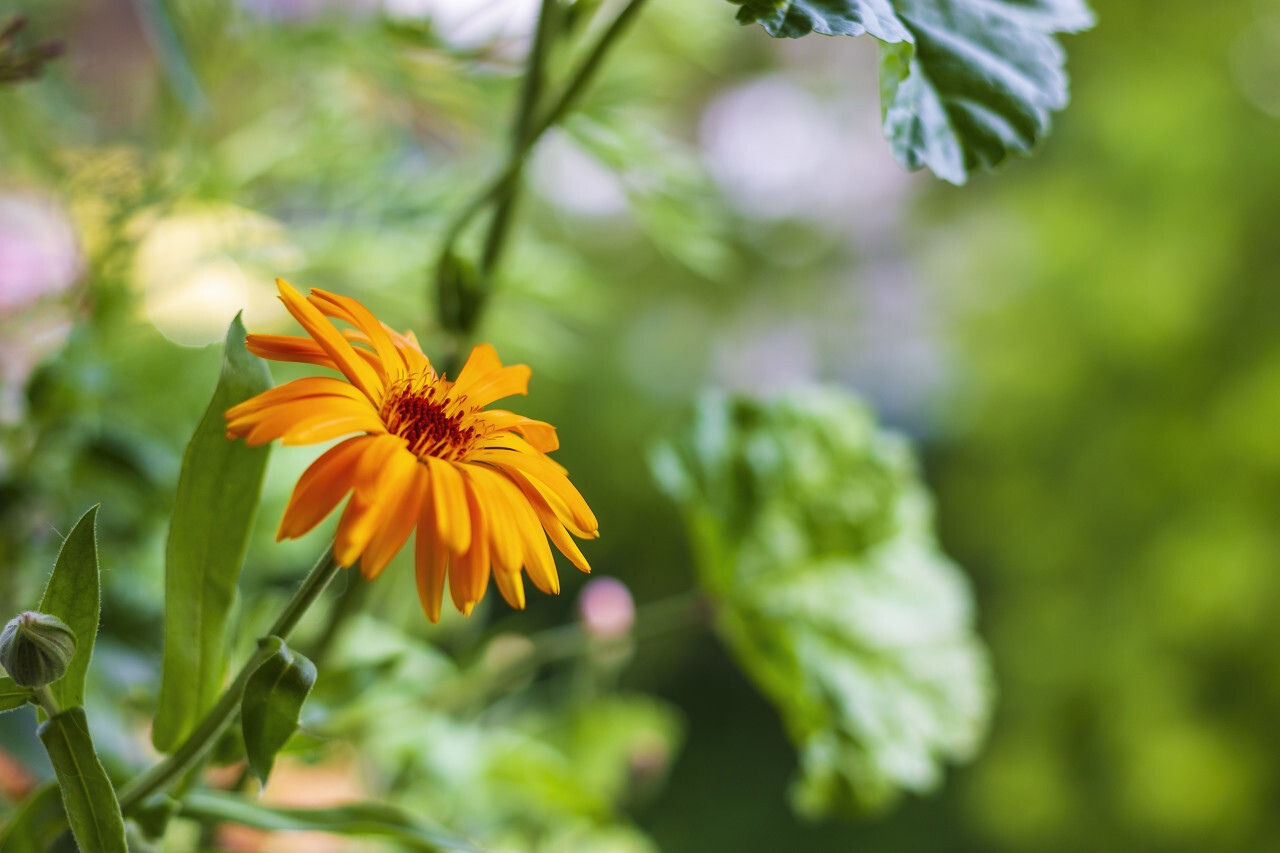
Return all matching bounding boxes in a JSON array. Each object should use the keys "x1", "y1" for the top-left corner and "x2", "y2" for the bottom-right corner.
[{"x1": 226, "y1": 280, "x2": 598, "y2": 622}]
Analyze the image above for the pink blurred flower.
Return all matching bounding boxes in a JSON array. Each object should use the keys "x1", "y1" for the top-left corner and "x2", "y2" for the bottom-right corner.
[
  {"x1": 0, "y1": 192, "x2": 81, "y2": 313},
  {"x1": 578, "y1": 577, "x2": 635, "y2": 640}
]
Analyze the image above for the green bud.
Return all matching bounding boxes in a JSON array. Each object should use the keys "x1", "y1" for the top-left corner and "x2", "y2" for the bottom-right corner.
[{"x1": 0, "y1": 611, "x2": 77, "y2": 689}]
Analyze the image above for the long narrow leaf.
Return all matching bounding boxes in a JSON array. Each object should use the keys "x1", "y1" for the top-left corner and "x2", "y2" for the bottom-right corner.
[
  {"x1": 37, "y1": 708, "x2": 128, "y2": 853},
  {"x1": 241, "y1": 636, "x2": 316, "y2": 786},
  {"x1": 178, "y1": 791, "x2": 483, "y2": 853},
  {"x1": 152, "y1": 314, "x2": 272, "y2": 751},
  {"x1": 37, "y1": 506, "x2": 99, "y2": 712}
]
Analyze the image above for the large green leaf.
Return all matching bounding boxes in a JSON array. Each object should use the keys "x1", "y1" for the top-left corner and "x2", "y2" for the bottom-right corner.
[
  {"x1": 0, "y1": 677, "x2": 32, "y2": 713},
  {"x1": 177, "y1": 791, "x2": 482, "y2": 852},
  {"x1": 730, "y1": 0, "x2": 1094, "y2": 183},
  {"x1": 152, "y1": 314, "x2": 272, "y2": 752},
  {"x1": 36, "y1": 506, "x2": 100, "y2": 712},
  {"x1": 241, "y1": 636, "x2": 317, "y2": 786},
  {"x1": 653, "y1": 389, "x2": 993, "y2": 816},
  {"x1": 36, "y1": 708, "x2": 128, "y2": 853}
]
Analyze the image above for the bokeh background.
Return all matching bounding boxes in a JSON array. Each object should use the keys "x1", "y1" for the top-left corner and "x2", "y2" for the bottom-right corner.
[{"x1": 2, "y1": 0, "x2": 1280, "y2": 850}]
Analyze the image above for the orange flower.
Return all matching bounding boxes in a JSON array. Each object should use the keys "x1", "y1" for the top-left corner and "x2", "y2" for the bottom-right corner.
[{"x1": 225, "y1": 280, "x2": 597, "y2": 622}]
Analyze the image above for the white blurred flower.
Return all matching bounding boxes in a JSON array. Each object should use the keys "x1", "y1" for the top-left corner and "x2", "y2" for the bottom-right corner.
[
  {"x1": 384, "y1": 0, "x2": 538, "y2": 49},
  {"x1": 530, "y1": 131, "x2": 630, "y2": 218}
]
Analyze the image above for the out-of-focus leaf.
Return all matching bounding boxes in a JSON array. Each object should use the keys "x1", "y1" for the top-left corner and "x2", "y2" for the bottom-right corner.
[
  {"x1": 0, "y1": 676, "x2": 32, "y2": 712},
  {"x1": 560, "y1": 695, "x2": 684, "y2": 805},
  {"x1": 36, "y1": 506, "x2": 99, "y2": 713},
  {"x1": 130, "y1": 795, "x2": 180, "y2": 842},
  {"x1": 729, "y1": 0, "x2": 1094, "y2": 183},
  {"x1": 36, "y1": 708, "x2": 128, "y2": 853},
  {"x1": 654, "y1": 389, "x2": 993, "y2": 816},
  {"x1": 177, "y1": 791, "x2": 483, "y2": 852},
  {"x1": 241, "y1": 636, "x2": 316, "y2": 786},
  {"x1": 0, "y1": 783, "x2": 65, "y2": 853},
  {"x1": 152, "y1": 314, "x2": 272, "y2": 752}
]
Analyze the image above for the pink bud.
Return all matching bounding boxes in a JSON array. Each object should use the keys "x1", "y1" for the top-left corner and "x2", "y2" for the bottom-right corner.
[{"x1": 577, "y1": 577, "x2": 635, "y2": 640}]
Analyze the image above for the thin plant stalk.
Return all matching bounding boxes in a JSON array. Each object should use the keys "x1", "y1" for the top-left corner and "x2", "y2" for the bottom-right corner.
[{"x1": 117, "y1": 547, "x2": 343, "y2": 813}]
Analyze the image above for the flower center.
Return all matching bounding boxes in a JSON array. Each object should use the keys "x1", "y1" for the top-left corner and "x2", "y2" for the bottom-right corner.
[{"x1": 380, "y1": 374, "x2": 481, "y2": 461}]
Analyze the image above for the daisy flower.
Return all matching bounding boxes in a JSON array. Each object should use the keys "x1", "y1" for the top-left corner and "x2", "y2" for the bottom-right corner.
[{"x1": 225, "y1": 280, "x2": 598, "y2": 622}]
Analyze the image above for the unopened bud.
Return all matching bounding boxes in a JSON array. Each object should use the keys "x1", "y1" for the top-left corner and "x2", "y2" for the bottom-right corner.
[
  {"x1": 0, "y1": 611, "x2": 76, "y2": 688},
  {"x1": 578, "y1": 577, "x2": 635, "y2": 640}
]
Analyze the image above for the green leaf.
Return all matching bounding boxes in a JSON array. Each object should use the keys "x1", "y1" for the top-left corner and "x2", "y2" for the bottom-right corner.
[
  {"x1": 35, "y1": 506, "x2": 100, "y2": 713},
  {"x1": 730, "y1": 0, "x2": 1094, "y2": 183},
  {"x1": 0, "y1": 783, "x2": 67, "y2": 853},
  {"x1": 732, "y1": 0, "x2": 911, "y2": 40},
  {"x1": 654, "y1": 389, "x2": 993, "y2": 816},
  {"x1": 177, "y1": 791, "x2": 483, "y2": 852},
  {"x1": 0, "y1": 676, "x2": 33, "y2": 713},
  {"x1": 36, "y1": 708, "x2": 128, "y2": 853},
  {"x1": 152, "y1": 313, "x2": 272, "y2": 752},
  {"x1": 129, "y1": 796, "x2": 180, "y2": 842},
  {"x1": 241, "y1": 636, "x2": 317, "y2": 786}
]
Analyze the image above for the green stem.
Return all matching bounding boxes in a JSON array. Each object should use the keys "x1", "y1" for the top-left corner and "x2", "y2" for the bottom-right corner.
[
  {"x1": 117, "y1": 547, "x2": 343, "y2": 813},
  {"x1": 33, "y1": 685, "x2": 60, "y2": 719},
  {"x1": 479, "y1": 0, "x2": 560, "y2": 277},
  {"x1": 435, "y1": 0, "x2": 651, "y2": 334}
]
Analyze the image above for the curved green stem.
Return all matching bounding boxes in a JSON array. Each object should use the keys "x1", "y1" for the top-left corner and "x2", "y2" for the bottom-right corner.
[
  {"x1": 117, "y1": 547, "x2": 343, "y2": 813},
  {"x1": 434, "y1": 0, "x2": 652, "y2": 338},
  {"x1": 33, "y1": 685, "x2": 60, "y2": 719},
  {"x1": 480, "y1": 0, "x2": 560, "y2": 277}
]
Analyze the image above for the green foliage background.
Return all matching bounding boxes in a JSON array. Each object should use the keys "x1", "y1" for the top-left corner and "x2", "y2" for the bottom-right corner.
[{"x1": 1, "y1": 0, "x2": 1279, "y2": 849}]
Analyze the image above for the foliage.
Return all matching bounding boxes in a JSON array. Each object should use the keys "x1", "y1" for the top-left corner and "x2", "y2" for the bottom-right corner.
[
  {"x1": 152, "y1": 315, "x2": 272, "y2": 752},
  {"x1": 0, "y1": 0, "x2": 1122, "y2": 849},
  {"x1": 36, "y1": 507, "x2": 99, "y2": 712},
  {"x1": 240, "y1": 636, "x2": 316, "y2": 786},
  {"x1": 731, "y1": 0, "x2": 1094, "y2": 183},
  {"x1": 655, "y1": 389, "x2": 992, "y2": 817}
]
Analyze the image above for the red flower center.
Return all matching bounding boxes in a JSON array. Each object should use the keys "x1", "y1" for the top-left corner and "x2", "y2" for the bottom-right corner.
[{"x1": 380, "y1": 375, "x2": 480, "y2": 461}]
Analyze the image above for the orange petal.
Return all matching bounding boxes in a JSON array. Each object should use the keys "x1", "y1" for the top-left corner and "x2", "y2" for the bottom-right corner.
[
  {"x1": 425, "y1": 456, "x2": 471, "y2": 555},
  {"x1": 229, "y1": 397, "x2": 384, "y2": 446},
  {"x1": 472, "y1": 449, "x2": 597, "y2": 535},
  {"x1": 449, "y1": 475, "x2": 491, "y2": 616},
  {"x1": 275, "y1": 279, "x2": 383, "y2": 401},
  {"x1": 502, "y1": 467, "x2": 592, "y2": 574},
  {"x1": 463, "y1": 466, "x2": 522, "y2": 575},
  {"x1": 452, "y1": 343, "x2": 502, "y2": 389},
  {"x1": 494, "y1": 471, "x2": 559, "y2": 595},
  {"x1": 478, "y1": 410, "x2": 559, "y2": 453},
  {"x1": 310, "y1": 288, "x2": 408, "y2": 380},
  {"x1": 414, "y1": 504, "x2": 449, "y2": 624},
  {"x1": 491, "y1": 561, "x2": 527, "y2": 611},
  {"x1": 226, "y1": 377, "x2": 366, "y2": 420},
  {"x1": 246, "y1": 334, "x2": 339, "y2": 371},
  {"x1": 360, "y1": 458, "x2": 427, "y2": 580},
  {"x1": 332, "y1": 437, "x2": 412, "y2": 566},
  {"x1": 455, "y1": 365, "x2": 531, "y2": 410},
  {"x1": 277, "y1": 435, "x2": 374, "y2": 541}
]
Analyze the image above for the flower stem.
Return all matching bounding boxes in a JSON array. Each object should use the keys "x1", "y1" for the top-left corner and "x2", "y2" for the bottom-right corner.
[
  {"x1": 435, "y1": 0, "x2": 652, "y2": 341},
  {"x1": 117, "y1": 547, "x2": 343, "y2": 813},
  {"x1": 33, "y1": 685, "x2": 60, "y2": 719}
]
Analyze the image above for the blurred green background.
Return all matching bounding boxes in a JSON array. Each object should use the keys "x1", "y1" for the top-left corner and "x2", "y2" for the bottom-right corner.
[{"x1": 2, "y1": 0, "x2": 1279, "y2": 850}]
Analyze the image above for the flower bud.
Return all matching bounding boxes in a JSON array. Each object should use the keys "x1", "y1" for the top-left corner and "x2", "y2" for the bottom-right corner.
[{"x1": 0, "y1": 611, "x2": 76, "y2": 688}]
